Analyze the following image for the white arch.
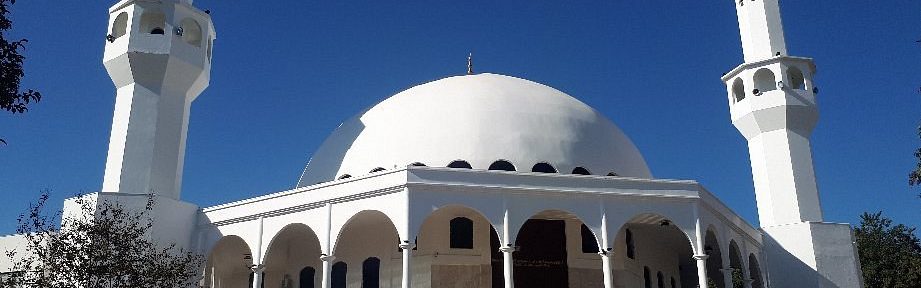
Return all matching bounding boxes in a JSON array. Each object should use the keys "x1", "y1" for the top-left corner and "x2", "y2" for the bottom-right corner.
[{"x1": 330, "y1": 210, "x2": 400, "y2": 253}]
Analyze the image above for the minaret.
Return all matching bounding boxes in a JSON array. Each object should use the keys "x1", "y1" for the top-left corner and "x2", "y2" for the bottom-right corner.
[
  {"x1": 101, "y1": 0, "x2": 215, "y2": 200},
  {"x1": 722, "y1": 1, "x2": 863, "y2": 287},
  {"x1": 723, "y1": 0, "x2": 820, "y2": 229}
]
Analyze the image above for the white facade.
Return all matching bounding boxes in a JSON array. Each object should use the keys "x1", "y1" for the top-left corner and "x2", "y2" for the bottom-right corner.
[{"x1": 0, "y1": 0, "x2": 864, "y2": 287}]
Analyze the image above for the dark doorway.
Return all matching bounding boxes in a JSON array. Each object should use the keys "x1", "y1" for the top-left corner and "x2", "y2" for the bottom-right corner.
[
  {"x1": 362, "y1": 257, "x2": 380, "y2": 288},
  {"x1": 331, "y1": 262, "x2": 347, "y2": 288},
  {"x1": 299, "y1": 267, "x2": 315, "y2": 288},
  {"x1": 514, "y1": 219, "x2": 568, "y2": 287}
]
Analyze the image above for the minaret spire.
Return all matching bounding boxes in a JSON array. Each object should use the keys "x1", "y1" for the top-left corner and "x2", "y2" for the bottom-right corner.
[{"x1": 466, "y1": 52, "x2": 474, "y2": 75}]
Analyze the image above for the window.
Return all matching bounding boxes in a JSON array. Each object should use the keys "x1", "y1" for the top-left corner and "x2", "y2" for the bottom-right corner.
[
  {"x1": 332, "y1": 262, "x2": 347, "y2": 288},
  {"x1": 626, "y1": 229, "x2": 636, "y2": 259},
  {"x1": 488, "y1": 160, "x2": 515, "y2": 171},
  {"x1": 410, "y1": 162, "x2": 426, "y2": 167},
  {"x1": 447, "y1": 160, "x2": 472, "y2": 169},
  {"x1": 572, "y1": 167, "x2": 591, "y2": 175},
  {"x1": 643, "y1": 267, "x2": 651, "y2": 288},
  {"x1": 180, "y1": 18, "x2": 203, "y2": 47},
  {"x1": 111, "y1": 12, "x2": 128, "y2": 39},
  {"x1": 362, "y1": 257, "x2": 380, "y2": 288},
  {"x1": 299, "y1": 267, "x2": 316, "y2": 288},
  {"x1": 580, "y1": 224, "x2": 599, "y2": 253},
  {"x1": 338, "y1": 174, "x2": 352, "y2": 180},
  {"x1": 607, "y1": 172, "x2": 619, "y2": 177},
  {"x1": 369, "y1": 167, "x2": 386, "y2": 173},
  {"x1": 450, "y1": 217, "x2": 474, "y2": 249},
  {"x1": 670, "y1": 277, "x2": 676, "y2": 288},
  {"x1": 732, "y1": 78, "x2": 745, "y2": 102},
  {"x1": 657, "y1": 272, "x2": 664, "y2": 288},
  {"x1": 787, "y1": 66, "x2": 806, "y2": 90},
  {"x1": 139, "y1": 10, "x2": 166, "y2": 35},
  {"x1": 531, "y1": 162, "x2": 557, "y2": 173}
]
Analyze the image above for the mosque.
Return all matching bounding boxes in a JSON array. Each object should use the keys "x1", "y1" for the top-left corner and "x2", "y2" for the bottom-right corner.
[{"x1": 0, "y1": 0, "x2": 865, "y2": 287}]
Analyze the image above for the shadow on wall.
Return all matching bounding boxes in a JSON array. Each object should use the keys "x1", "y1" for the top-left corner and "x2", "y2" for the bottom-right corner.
[
  {"x1": 296, "y1": 112, "x2": 368, "y2": 187},
  {"x1": 762, "y1": 233, "x2": 838, "y2": 287}
]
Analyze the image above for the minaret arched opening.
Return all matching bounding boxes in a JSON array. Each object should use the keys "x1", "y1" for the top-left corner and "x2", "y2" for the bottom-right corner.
[
  {"x1": 787, "y1": 66, "x2": 806, "y2": 90},
  {"x1": 180, "y1": 18, "x2": 203, "y2": 47},
  {"x1": 732, "y1": 78, "x2": 746, "y2": 102},
  {"x1": 753, "y1": 68, "x2": 776, "y2": 95},
  {"x1": 111, "y1": 12, "x2": 128, "y2": 39},
  {"x1": 139, "y1": 9, "x2": 166, "y2": 35}
]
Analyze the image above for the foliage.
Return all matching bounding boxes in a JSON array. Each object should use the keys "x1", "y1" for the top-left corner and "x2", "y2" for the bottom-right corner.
[
  {"x1": 0, "y1": 0, "x2": 41, "y2": 144},
  {"x1": 731, "y1": 268, "x2": 745, "y2": 288},
  {"x1": 910, "y1": 125, "x2": 921, "y2": 187},
  {"x1": 1, "y1": 192, "x2": 204, "y2": 288},
  {"x1": 854, "y1": 211, "x2": 921, "y2": 288}
]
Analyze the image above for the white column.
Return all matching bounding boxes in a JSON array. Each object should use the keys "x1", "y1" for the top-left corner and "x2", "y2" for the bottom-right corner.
[
  {"x1": 598, "y1": 210, "x2": 613, "y2": 288},
  {"x1": 694, "y1": 254, "x2": 709, "y2": 288},
  {"x1": 320, "y1": 254, "x2": 335, "y2": 288},
  {"x1": 693, "y1": 205, "x2": 709, "y2": 288},
  {"x1": 250, "y1": 264, "x2": 265, "y2": 288},
  {"x1": 321, "y1": 203, "x2": 334, "y2": 288},
  {"x1": 252, "y1": 217, "x2": 265, "y2": 288},
  {"x1": 499, "y1": 246, "x2": 516, "y2": 288},
  {"x1": 399, "y1": 241, "x2": 415, "y2": 288},
  {"x1": 598, "y1": 251, "x2": 614, "y2": 288}
]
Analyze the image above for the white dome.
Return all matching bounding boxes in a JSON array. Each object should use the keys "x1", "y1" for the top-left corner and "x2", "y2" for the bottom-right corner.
[{"x1": 296, "y1": 73, "x2": 651, "y2": 187}]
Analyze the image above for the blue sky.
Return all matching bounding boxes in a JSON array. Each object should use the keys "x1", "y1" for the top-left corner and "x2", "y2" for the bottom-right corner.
[{"x1": 1, "y1": 1, "x2": 919, "y2": 234}]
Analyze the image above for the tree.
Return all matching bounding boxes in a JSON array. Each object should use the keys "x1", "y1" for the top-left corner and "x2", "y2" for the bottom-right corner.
[
  {"x1": 854, "y1": 211, "x2": 921, "y2": 288},
  {"x1": 0, "y1": 0, "x2": 42, "y2": 144},
  {"x1": 1, "y1": 193, "x2": 203, "y2": 288},
  {"x1": 910, "y1": 125, "x2": 920, "y2": 187}
]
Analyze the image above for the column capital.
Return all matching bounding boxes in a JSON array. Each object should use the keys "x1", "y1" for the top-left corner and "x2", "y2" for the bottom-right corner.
[
  {"x1": 597, "y1": 248, "x2": 613, "y2": 257},
  {"x1": 319, "y1": 254, "x2": 336, "y2": 262},
  {"x1": 499, "y1": 246, "x2": 518, "y2": 253},
  {"x1": 249, "y1": 264, "x2": 266, "y2": 273},
  {"x1": 398, "y1": 242, "x2": 416, "y2": 250},
  {"x1": 693, "y1": 254, "x2": 709, "y2": 261}
]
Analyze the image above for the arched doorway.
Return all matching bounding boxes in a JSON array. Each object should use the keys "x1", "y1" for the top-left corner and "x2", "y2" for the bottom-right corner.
[
  {"x1": 748, "y1": 254, "x2": 764, "y2": 288},
  {"x1": 513, "y1": 210, "x2": 603, "y2": 288},
  {"x1": 299, "y1": 267, "x2": 316, "y2": 288},
  {"x1": 728, "y1": 241, "x2": 744, "y2": 288},
  {"x1": 704, "y1": 229, "x2": 725, "y2": 288},
  {"x1": 332, "y1": 210, "x2": 400, "y2": 287},
  {"x1": 205, "y1": 235, "x2": 254, "y2": 288},
  {"x1": 416, "y1": 205, "x2": 502, "y2": 287},
  {"x1": 612, "y1": 214, "x2": 697, "y2": 288},
  {"x1": 263, "y1": 224, "x2": 323, "y2": 288}
]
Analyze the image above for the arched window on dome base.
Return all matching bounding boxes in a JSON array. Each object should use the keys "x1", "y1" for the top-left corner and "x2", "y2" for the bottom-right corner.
[
  {"x1": 572, "y1": 167, "x2": 591, "y2": 175},
  {"x1": 531, "y1": 162, "x2": 557, "y2": 173},
  {"x1": 447, "y1": 160, "x2": 472, "y2": 169},
  {"x1": 488, "y1": 160, "x2": 516, "y2": 171}
]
